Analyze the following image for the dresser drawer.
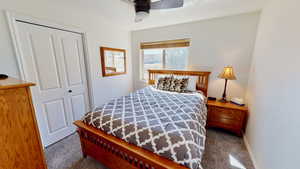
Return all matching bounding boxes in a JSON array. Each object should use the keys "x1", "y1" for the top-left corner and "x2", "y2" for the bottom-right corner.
[{"x1": 208, "y1": 106, "x2": 242, "y2": 121}]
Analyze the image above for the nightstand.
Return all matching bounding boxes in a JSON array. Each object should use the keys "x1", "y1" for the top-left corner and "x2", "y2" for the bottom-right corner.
[{"x1": 206, "y1": 100, "x2": 248, "y2": 136}]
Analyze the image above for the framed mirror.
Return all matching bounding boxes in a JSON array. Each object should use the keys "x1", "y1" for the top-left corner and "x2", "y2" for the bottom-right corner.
[{"x1": 100, "y1": 47, "x2": 126, "y2": 77}]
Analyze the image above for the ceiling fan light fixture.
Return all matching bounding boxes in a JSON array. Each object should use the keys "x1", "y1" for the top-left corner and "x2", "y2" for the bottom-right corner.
[
  {"x1": 134, "y1": 0, "x2": 150, "y2": 22},
  {"x1": 130, "y1": 0, "x2": 185, "y2": 22},
  {"x1": 135, "y1": 11, "x2": 149, "y2": 22}
]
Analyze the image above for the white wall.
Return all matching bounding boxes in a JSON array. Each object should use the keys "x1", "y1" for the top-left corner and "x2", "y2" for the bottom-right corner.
[
  {"x1": 132, "y1": 12, "x2": 260, "y2": 100},
  {"x1": 0, "y1": 0, "x2": 133, "y2": 107},
  {"x1": 245, "y1": 0, "x2": 300, "y2": 169}
]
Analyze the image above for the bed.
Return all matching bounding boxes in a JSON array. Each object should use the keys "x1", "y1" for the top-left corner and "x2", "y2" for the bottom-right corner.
[{"x1": 74, "y1": 70, "x2": 211, "y2": 169}]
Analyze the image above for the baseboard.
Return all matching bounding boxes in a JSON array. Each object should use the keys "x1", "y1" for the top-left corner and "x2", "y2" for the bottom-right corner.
[{"x1": 243, "y1": 135, "x2": 259, "y2": 169}]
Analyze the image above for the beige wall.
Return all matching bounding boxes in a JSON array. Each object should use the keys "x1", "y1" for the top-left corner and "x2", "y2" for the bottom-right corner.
[
  {"x1": 246, "y1": 0, "x2": 300, "y2": 168},
  {"x1": 132, "y1": 12, "x2": 260, "y2": 100},
  {"x1": 0, "y1": 0, "x2": 133, "y2": 107}
]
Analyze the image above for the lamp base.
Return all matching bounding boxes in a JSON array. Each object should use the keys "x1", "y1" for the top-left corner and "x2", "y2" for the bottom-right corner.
[
  {"x1": 220, "y1": 79, "x2": 229, "y2": 103},
  {"x1": 218, "y1": 98, "x2": 228, "y2": 103}
]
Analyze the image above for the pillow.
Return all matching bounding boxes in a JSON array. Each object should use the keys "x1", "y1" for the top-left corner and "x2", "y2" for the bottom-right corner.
[
  {"x1": 156, "y1": 77, "x2": 166, "y2": 90},
  {"x1": 170, "y1": 77, "x2": 189, "y2": 93},
  {"x1": 163, "y1": 76, "x2": 173, "y2": 91},
  {"x1": 178, "y1": 78, "x2": 189, "y2": 93},
  {"x1": 174, "y1": 75, "x2": 198, "y2": 92},
  {"x1": 156, "y1": 76, "x2": 173, "y2": 91},
  {"x1": 156, "y1": 76, "x2": 189, "y2": 93},
  {"x1": 186, "y1": 76, "x2": 198, "y2": 91},
  {"x1": 169, "y1": 78, "x2": 179, "y2": 92},
  {"x1": 155, "y1": 74, "x2": 171, "y2": 86}
]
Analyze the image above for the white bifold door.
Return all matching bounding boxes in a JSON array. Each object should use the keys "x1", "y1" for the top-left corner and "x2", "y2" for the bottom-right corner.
[{"x1": 16, "y1": 21, "x2": 90, "y2": 147}]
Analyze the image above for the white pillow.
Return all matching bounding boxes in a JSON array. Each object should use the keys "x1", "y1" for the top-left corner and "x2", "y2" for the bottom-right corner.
[
  {"x1": 186, "y1": 76, "x2": 198, "y2": 92},
  {"x1": 174, "y1": 75, "x2": 198, "y2": 92}
]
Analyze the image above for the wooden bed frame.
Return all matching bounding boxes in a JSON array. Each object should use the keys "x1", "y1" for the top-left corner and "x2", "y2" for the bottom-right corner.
[{"x1": 74, "y1": 70, "x2": 211, "y2": 169}]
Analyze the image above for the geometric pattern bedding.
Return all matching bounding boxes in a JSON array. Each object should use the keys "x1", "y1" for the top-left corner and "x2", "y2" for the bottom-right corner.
[{"x1": 83, "y1": 86, "x2": 207, "y2": 169}]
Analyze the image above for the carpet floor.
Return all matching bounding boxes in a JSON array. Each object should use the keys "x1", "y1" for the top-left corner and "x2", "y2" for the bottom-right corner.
[{"x1": 45, "y1": 129, "x2": 254, "y2": 169}]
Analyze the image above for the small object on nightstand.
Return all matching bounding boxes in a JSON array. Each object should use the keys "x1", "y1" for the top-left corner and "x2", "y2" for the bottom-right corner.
[
  {"x1": 208, "y1": 97, "x2": 216, "y2": 101},
  {"x1": 206, "y1": 100, "x2": 248, "y2": 136},
  {"x1": 231, "y1": 98, "x2": 245, "y2": 106},
  {"x1": 0, "y1": 74, "x2": 8, "y2": 80}
]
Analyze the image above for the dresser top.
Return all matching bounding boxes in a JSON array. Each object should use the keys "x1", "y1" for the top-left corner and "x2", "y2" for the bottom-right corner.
[
  {"x1": 0, "y1": 77, "x2": 35, "y2": 90},
  {"x1": 207, "y1": 100, "x2": 248, "y2": 111}
]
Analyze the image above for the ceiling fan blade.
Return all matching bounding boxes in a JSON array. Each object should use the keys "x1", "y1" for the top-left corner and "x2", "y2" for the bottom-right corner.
[{"x1": 151, "y1": 0, "x2": 184, "y2": 9}]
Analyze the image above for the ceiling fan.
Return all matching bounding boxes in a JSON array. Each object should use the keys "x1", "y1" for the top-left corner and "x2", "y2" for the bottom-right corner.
[{"x1": 124, "y1": 0, "x2": 184, "y2": 22}]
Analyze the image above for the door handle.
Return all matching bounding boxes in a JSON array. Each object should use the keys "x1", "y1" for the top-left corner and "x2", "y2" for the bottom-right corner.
[{"x1": 68, "y1": 90, "x2": 72, "y2": 93}]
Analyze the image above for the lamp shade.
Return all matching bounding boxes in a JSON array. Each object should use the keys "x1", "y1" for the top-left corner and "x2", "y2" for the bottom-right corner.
[{"x1": 218, "y1": 66, "x2": 237, "y2": 80}]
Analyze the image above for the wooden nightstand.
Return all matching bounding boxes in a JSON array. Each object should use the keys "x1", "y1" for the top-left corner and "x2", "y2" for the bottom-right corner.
[{"x1": 206, "y1": 100, "x2": 248, "y2": 136}]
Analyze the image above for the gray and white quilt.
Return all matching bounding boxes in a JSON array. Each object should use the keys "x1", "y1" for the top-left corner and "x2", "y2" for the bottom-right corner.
[{"x1": 83, "y1": 86, "x2": 207, "y2": 169}]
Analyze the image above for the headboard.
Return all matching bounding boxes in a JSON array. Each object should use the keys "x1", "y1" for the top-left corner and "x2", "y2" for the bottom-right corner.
[{"x1": 148, "y1": 69, "x2": 211, "y2": 96}]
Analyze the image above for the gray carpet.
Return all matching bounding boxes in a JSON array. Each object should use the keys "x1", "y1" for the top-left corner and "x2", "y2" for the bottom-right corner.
[{"x1": 45, "y1": 129, "x2": 254, "y2": 169}]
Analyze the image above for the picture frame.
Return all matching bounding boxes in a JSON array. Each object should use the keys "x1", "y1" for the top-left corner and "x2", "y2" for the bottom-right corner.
[{"x1": 100, "y1": 47, "x2": 126, "y2": 77}]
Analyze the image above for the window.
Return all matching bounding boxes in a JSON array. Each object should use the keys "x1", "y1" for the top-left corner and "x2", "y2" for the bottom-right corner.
[{"x1": 141, "y1": 39, "x2": 190, "y2": 80}]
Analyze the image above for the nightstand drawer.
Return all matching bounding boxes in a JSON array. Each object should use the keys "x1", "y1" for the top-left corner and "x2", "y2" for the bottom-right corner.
[
  {"x1": 208, "y1": 106, "x2": 242, "y2": 121},
  {"x1": 209, "y1": 118, "x2": 241, "y2": 128}
]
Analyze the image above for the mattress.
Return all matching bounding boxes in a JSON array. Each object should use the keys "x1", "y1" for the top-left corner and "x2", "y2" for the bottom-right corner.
[{"x1": 83, "y1": 86, "x2": 207, "y2": 169}]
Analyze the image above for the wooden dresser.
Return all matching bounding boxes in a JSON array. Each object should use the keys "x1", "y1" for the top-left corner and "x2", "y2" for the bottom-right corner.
[
  {"x1": 207, "y1": 100, "x2": 248, "y2": 136},
  {"x1": 0, "y1": 77, "x2": 47, "y2": 169}
]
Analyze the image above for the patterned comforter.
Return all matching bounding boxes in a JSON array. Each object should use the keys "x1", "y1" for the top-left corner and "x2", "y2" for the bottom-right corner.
[{"x1": 83, "y1": 86, "x2": 207, "y2": 169}]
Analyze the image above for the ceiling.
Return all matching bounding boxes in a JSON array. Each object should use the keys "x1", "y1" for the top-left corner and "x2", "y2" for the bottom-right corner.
[
  {"x1": 122, "y1": 0, "x2": 267, "y2": 30},
  {"x1": 81, "y1": 0, "x2": 267, "y2": 31}
]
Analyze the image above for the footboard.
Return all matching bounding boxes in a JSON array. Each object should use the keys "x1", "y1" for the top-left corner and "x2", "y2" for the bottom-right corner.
[{"x1": 74, "y1": 121, "x2": 188, "y2": 169}]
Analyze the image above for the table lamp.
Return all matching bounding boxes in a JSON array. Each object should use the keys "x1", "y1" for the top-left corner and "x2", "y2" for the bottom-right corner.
[{"x1": 218, "y1": 66, "x2": 236, "y2": 102}]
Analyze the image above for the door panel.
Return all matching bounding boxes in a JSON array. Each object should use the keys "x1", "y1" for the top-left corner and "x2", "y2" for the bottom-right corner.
[
  {"x1": 16, "y1": 21, "x2": 90, "y2": 147},
  {"x1": 61, "y1": 37, "x2": 83, "y2": 86},
  {"x1": 29, "y1": 33, "x2": 62, "y2": 90},
  {"x1": 70, "y1": 94, "x2": 87, "y2": 121},
  {"x1": 43, "y1": 99, "x2": 68, "y2": 133}
]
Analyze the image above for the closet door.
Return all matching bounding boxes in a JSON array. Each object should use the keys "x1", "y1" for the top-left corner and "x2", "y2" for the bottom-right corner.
[
  {"x1": 16, "y1": 22, "x2": 90, "y2": 147},
  {"x1": 56, "y1": 30, "x2": 90, "y2": 127}
]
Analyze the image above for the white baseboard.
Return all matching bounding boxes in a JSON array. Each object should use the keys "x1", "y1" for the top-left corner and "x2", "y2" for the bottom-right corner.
[{"x1": 243, "y1": 135, "x2": 259, "y2": 169}]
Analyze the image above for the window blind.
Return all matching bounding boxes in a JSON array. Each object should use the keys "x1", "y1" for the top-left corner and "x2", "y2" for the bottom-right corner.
[{"x1": 140, "y1": 39, "x2": 190, "y2": 49}]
